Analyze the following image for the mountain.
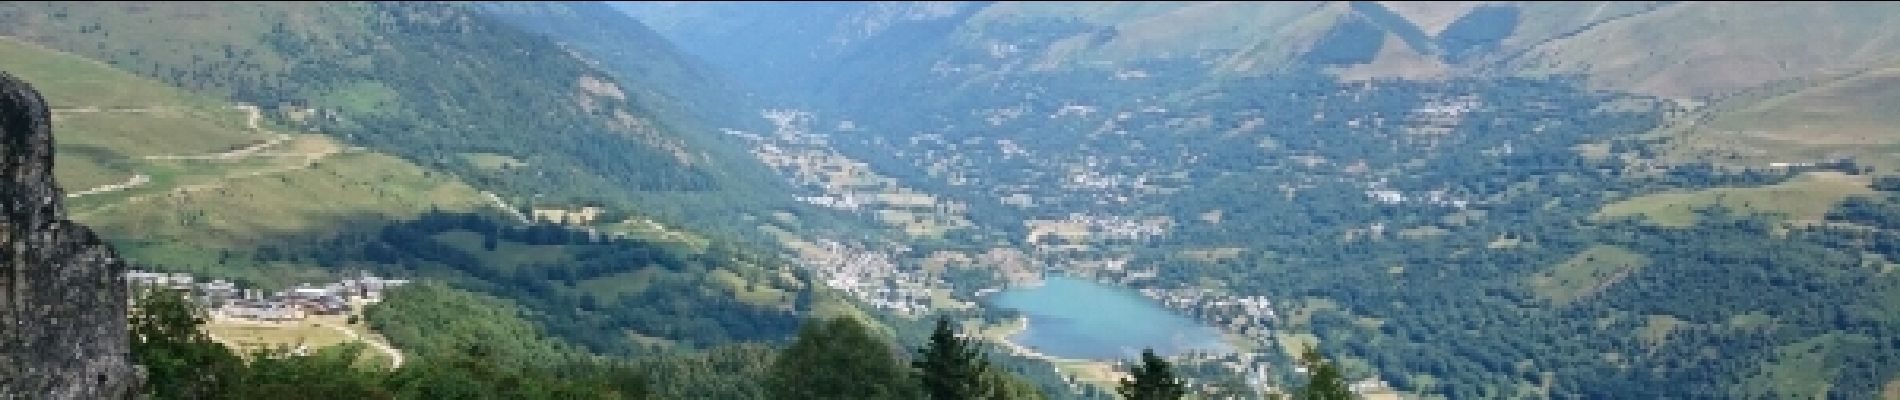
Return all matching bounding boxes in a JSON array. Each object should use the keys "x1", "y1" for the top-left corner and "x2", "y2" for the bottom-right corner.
[
  {"x1": 469, "y1": 1, "x2": 809, "y2": 241},
  {"x1": 475, "y1": 1, "x2": 733, "y2": 126},
  {"x1": 0, "y1": 0, "x2": 830, "y2": 364},
  {"x1": 623, "y1": 2, "x2": 1900, "y2": 397},
  {"x1": 631, "y1": 2, "x2": 1900, "y2": 101},
  {"x1": 617, "y1": 1, "x2": 979, "y2": 106},
  {"x1": 0, "y1": 71, "x2": 137, "y2": 399},
  {"x1": 0, "y1": 2, "x2": 1062, "y2": 399},
  {"x1": 0, "y1": 1, "x2": 747, "y2": 220}
]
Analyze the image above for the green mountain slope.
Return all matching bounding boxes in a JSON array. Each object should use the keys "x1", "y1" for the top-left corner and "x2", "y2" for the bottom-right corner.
[
  {"x1": 0, "y1": 2, "x2": 822, "y2": 360},
  {"x1": 474, "y1": 1, "x2": 733, "y2": 126},
  {"x1": 469, "y1": 1, "x2": 806, "y2": 241},
  {"x1": 0, "y1": 1, "x2": 718, "y2": 208},
  {"x1": 0, "y1": 35, "x2": 485, "y2": 286}
]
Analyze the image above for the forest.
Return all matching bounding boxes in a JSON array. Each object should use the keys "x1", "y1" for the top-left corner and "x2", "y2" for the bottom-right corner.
[{"x1": 142, "y1": 287, "x2": 1380, "y2": 400}]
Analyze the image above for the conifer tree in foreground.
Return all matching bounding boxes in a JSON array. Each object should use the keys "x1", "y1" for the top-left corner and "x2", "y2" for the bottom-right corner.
[
  {"x1": 1117, "y1": 348, "x2": 1186, "y2": 400},
  {"x1": 915, "y1": 316, "x2": 991, "y2": 399},
  {"x1": 1295, "y1": 347, "x2": 1351, "y2": 400}
]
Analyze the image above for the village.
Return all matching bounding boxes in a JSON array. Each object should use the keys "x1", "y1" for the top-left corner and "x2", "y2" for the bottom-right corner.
[
  {"x1": 124, "y1": 269, "x2": 410, "y2": 367},
  {"x1": 125, "y1": 269, "x2": 410, "y2": 322}
]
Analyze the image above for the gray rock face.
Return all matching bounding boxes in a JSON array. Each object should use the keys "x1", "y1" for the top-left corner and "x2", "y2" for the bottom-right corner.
[{"x1": 0, "y1": 72, "x2": 138, "y2": 398}]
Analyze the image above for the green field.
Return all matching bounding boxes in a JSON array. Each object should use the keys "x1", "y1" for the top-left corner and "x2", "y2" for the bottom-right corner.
[
  {"x1": 708, "y1": 268, "x2": 792, "y2": 307},
  {"x1": 1637, "y1": 314, "x2": 1684, "y2": 349},
  {"x1": 432, "y1": 231, "x2": 576, "y2": 272},
  {"x1": 1594, "y1": 172, "x2": 1873, "y2": 227},
  {"x1": 205, "y1": 314, "x2": 401, "y2": 369},
  {"x1": 1275, "y1": 332, "x2": 1322, "y2": 362},
  {"x1": 1529, "y1": 245, "x2": 1648, "y2": 306}
]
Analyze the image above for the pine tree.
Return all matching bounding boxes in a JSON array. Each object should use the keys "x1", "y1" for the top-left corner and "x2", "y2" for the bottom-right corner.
[
  {"x1": 767, "y1": 317, "x2": 915, "y2": 400},
  {"x1": 1117, "y1": 348, "x2": 1186, "y2": 400},
  {"x1": 1295, "y1": 347, "x2": 1352, "y2": 400},
  {"x1": 915, "y1": 316, "x2": 990, "y2": 400}
]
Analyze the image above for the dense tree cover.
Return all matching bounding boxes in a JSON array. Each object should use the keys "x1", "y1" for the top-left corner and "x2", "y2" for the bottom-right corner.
[
  {"x1": 624, "y1": 343, "x2": 779, "y2": 399},
  {"x1": 365, "y1": 282, "x2": 593, "y2": 368},
  {"x1": 471, "y1": 1, "x2": 741, "y2": 132},
  {"x1": 261, "y1": 2, "x2": 722, "y2": 196},
  {"x1": 132, "y1": 289, "x2": 249, "y2": 400},
  {"x1": 327, "y1": 211, "x2": 806, "y2": 356},
  {"x1": 1117, "y1": 349, "x2": 1186, "y2": 400},
  {"x1": 368, "y1": 281, "x2": 789, "y2": 399},
  {"x1": 768, "y1": 317, "x2": 918, "y2": 400}
]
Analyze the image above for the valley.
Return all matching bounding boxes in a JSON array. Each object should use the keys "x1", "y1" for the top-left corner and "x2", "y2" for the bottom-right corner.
[
  {"x1": 630, "y1": 1, "x2": 1900, "y2": 398},
  {"x1": 4, "y1": 1, "x2": 1900, "y2": 399}
]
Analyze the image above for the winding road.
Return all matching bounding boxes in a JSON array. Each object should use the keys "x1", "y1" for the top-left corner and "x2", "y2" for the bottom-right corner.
[
  {"x1": 70, "y1": 104, "x2": 348, "y2": 213},
  {"x1": 327, "y1": 324, "x2": 405, "y2": 369}
]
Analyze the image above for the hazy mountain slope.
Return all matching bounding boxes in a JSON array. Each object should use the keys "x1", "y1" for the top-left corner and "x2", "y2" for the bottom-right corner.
[
  {"x1": 472, "y1": 1, "x2": 812, "y2": 241},
  {"x1": 617, "y1": 1, "x2": 875, "y2": 103},
  {"x1": 474, "y1": 1, "x2": 731, "y2": 130},
  {"x1": 1508, "y1": 2, "x2": 1900, "y2": 98}
]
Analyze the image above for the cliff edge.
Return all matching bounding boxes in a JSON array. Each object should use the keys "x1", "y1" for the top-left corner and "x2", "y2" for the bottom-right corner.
[{"x1": 0, "y1": 71, "x2": 137, "y2": 398}]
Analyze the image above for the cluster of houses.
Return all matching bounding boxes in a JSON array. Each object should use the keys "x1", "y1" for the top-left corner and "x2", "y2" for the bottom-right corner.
[
  {"x1": 1025, "y1": 214, "x2": 1173, "y2": 251},
  {"x1": 1362, "y1": 185, "x2": 1474, "y2": 209},
  {"x1": 749, "y1": 109, "x2": 976, "y2": 237},
  {"x1": 530, "y1": 206, "x2": 605, "y2": 226},
  {"x1": 794, "y1": 239, "x2": 938, "y2": 317},
  {"x1": 126, "y1": 270, "x2": 409, "y2": 322}
]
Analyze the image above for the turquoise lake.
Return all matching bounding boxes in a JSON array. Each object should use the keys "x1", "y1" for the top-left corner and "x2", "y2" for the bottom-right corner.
[{"x1": 989, "y1": 276, "x2": 1232, "y2": 360}]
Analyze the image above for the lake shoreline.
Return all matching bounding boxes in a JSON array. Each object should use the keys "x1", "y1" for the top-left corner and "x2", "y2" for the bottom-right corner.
[
  {"x1": 981, "y1": 315, "x2": 1130, "y2": 389},
  {"x1": 989, "y1": 276, "x2": 1232, "y2": 360}
]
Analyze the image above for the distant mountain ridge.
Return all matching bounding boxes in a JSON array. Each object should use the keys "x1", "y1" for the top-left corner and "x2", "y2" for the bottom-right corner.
[{"x1": 628, "y1": 1, "x2": 1900, "y2": 99}]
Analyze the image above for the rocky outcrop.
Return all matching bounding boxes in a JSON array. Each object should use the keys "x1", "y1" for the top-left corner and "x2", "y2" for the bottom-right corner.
[{"x1": 0, "y1": 72, "x2": 137, "y2": 398}]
